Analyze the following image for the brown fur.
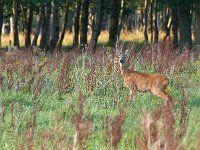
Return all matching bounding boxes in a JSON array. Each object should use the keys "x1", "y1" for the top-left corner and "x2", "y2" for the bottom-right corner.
[{"x1": 118, "y1": 52, "x2": 172, "y2": 105}]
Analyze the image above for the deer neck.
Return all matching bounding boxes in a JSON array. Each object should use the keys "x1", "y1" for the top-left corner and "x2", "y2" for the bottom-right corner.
[{"x1": 120, "y1": 64, "x2": 131, "y2": 76}]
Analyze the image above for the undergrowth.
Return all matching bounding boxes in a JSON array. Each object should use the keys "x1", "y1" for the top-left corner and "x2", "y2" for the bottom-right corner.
[{"x1": 0, "y1": 40, "x2": 199, "y2": 149}]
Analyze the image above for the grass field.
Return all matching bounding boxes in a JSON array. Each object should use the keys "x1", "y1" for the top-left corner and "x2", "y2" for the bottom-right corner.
[{"x1": 0, "y1": 32, "x2": 200, "y2": 149}]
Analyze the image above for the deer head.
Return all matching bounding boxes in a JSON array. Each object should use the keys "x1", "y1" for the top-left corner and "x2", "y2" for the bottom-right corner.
[
  {"x1": 117, "y1": 50, "x2": 131, "y2": 75},
  {"x1": 119, "y1": 51, "x2": 129, "y2": 65}
]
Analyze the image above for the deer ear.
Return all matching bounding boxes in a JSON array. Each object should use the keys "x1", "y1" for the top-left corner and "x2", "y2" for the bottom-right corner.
[
  {"x1": 125, "y1": 49, "x2": 130, "y2": 56},
  {"x1": 115, "y1": 49, "x2": 119, "y2": 57},
  {"x1": 116, "y1": 48, "x2": 122, "y2": 56}
]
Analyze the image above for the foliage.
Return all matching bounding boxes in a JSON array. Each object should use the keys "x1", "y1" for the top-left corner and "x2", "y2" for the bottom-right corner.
[{"x1": 0, "y1": 40, "x2": 199, "y2": 149}]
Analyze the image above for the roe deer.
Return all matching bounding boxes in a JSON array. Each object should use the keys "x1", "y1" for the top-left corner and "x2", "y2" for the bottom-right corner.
[{"x1": 118, "y1": 50, "x2": 173, "y2": 106}]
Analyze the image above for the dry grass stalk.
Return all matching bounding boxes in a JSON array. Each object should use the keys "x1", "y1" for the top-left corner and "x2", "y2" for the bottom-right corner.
[
  {"x1": 54, "y1": 138, "x2": 63, "y2": 150},
  {"x1": 26, "y1": 128, "x2": 34, "y2": 150},
  {"x1": 134, "y1": 40, "x2": 197, "y2": 75},
  {"x1": 0, "y1": 74, "x2": 3, "y2": 87},
  {"x1": 179, "y1": 87, "x2": 188, "y2": 138},
  {"x1": 11, "y1": 102, "x2": 15, "y2": 128},
  {"x1": 141, "y1": 109, "x2": 162, "y2": 150},
  {"x1": 72, "y1": 91, "x2": 91, "y2": 149},
  {"x1": 77, "y1": 90, "x2": 85, "y2": 115},
  {"x1": 41, "y1": 130, "x2": 51, "y2": 150},
  {"x1": 162, "y1": 101, "x2": 175, "y2": 150},
  {"x1": 19, "y1": 143, "x2": 25, "y2": 150},
  {"x1": 140, "y1": 101, "x2": 176, "y2": 150},
  {"x1": 1, "y1": 103, "x2": 5, "y2": 122},
  {"x1": 135, "y1": 137, "x2": 148, "y2": 150},
  {"x1": 104, "y1": 115, "x2": 112, "y2": 147},
  {"x1": 196, "y1": 134, "x2": 200, "y2": 150},
  {"x1": 104, "y1": 97, "x2": 129, "y2": 149},
  {"x1": 111, "y1": 110, "x2": 126, "y2": 149},
  {"x1": 175, "y1": 86, "x2": 189, "y2": 150},
  {"x1": 58, "y1": 53, "x2": 72, "y2": 92},
  {"x1": 72, "y1": 115, "x2": 91, "y2": 149},
  {"x1": 86, "y1": 59, "x2": 97, "y2": 91},
  {"x1": 7, "y1": 70, "x2": 14, "y2": 89}
]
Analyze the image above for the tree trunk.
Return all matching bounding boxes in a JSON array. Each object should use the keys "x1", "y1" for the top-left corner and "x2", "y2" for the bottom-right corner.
[
  {"x1": 24, "y1": 0, "x2": 33, "y2": 47},
  {"x1": 73, "y1": 1, "x2": 81, "y2": 47},
  {"x1": 150, "y1": 0, "x2": 154, "y2": 43},
  {"x1": 90, "y1": 8, "x2": 95, "y2": 34},
  {"x1": 0, "y1": 0, "x2": 4, "y2": 47},
  {"x1": 118, "y1": 0, "x2": 125, "y2": 38},
  {"x1": 134, "y1": 12, "x2": 137, "y2": 31},
  {"x1": 154, "y1": 1, "x2": 159, "y2": 43},
  {"x1": 32, "y1": 5, "x2": 43, "y2": 46},
  {"x1": 172, "y1": 1, "x2": 178, "y2": 48},
  {"x1": 13, "y1": 0, "x2": 20, "y2": 46},
  {"x1": 80, "y1": 0, "x2": 89, "y2": 46},
  {"x1": 127, "y1": 16, "x2": 133, "y2": 32},
  {"x1": 90, "y1": 0, "x2": 104, "y2": 50},
  {"x1": 144, "y1": 0, "x2": 149, "y2": 44},
  {"x1": 140, "y1": 10, "x2": 144, "y2": 31},
  {"x1": 49, "y1": 0, "x2": 60, "y2": 50},
  {"x1": 10, "y1": 17, "x2": 14, "y2": 34},
  {"x1": 57, "y1": 2, "x2": 70, "y2": 49},
  {"x1": 108, "y1": 0, "x2": 121, "y2": 47},
  {"x1": 39, "y1": 2, "x2": 51, "y2": 49},
  {"x1": 67, "y1": 11, "x2": 74, "y2": 33},
  {"x1": 2, "y1": 20, "x2": 7, "y2": 35},
  {"x1": 178, "y1": 0, "x2": 192, "y2": 50},
  {"x1": 194, "y1": 1, "x2": 200, "y2": 47},
  {"x1": 163, "y1": 7, "x2": 171, "y2": 40}
]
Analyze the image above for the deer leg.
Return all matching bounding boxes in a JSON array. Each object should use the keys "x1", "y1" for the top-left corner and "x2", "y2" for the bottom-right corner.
[
  {"x1": 151, "y1": 89, "x2": 173, "y2": 108},
  {"x1": 130, "y1": 85, "x2": 137, "y2": 100},
  {"x1": 130, "y1": 89, "x2": 136, "y2": 99}
]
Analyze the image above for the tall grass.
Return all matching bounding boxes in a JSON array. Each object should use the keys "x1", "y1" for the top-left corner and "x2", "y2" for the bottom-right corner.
[{"x1": 0, "y1": 40, "x2": 199, "y2": 149}]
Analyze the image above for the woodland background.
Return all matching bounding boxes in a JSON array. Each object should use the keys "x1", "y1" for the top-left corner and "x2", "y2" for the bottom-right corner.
[
  {"x1": 0, "y1": 0, "x2": 199, "y2": 150},
  {"x1": 0, "y1": 0, "x2": 200, "y2": 50}
]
